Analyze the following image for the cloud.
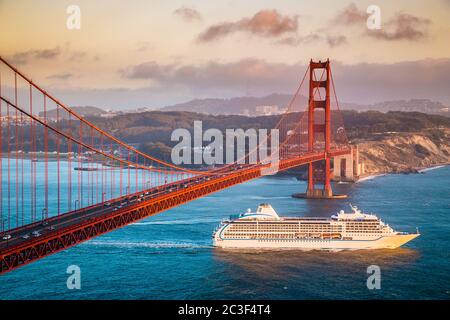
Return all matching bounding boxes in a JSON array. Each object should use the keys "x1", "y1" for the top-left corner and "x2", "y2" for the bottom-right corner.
[
  {"x1": 173, "y1": 6, "x2": 202, "y2": 22},
  {"x1": 276, "y1": 33, "x2": 346, "y2": 48},
  {"x1": 332, "y1": 3, "x2": 366, "y2": 26},
  {"x1": 330, "y1": 59, "x2": 450, "y2": 104},
  {"x1": 121, "y1": 59, "x2": 303, "y2": 98},
  {"x1": 326, "y1": 35, "x2": 348, "y2": 47},
  {"x1": 66, "y1": 50, "x2": 89, "y2": 63},
  {"x1": 197, "y1": 23, "x2": 235, "y2": 42},
  {"x1": 122, "y1": 59, "x2": 290, "y2": 86},
  {"x1": 276, "y1": 33, "x2": 320, "y2": 46},
  {"x1": 47, "y1": 73, "x2": 73, "y2": 80},
  {"x1": 193, "y1": 8, "x2": 344, "y2": 48},
  {"x1": 120, "y1": 61, "x2": 175, "y2": 81},
  {"x1": 10, "y1": 46, "x2": 61, "y2": 64},
  {"x1": 38, "y1": 58, "x2": 450, "y2": 109},
  {"x1": 276, "y1": 33, "x2": 322, "y2": 46},
  {"x1": 118, "y1": 58, "x2": 450, "y2": 106},
  {"x1": 197, "y1": 9, "x2": 298, "y2": 42},
  {"x1": 367, "y1": 13, "x2": 431, "y2": 41},
  {"x1": 331, "y1": 3, "x2": 431, "y2": 42},
  {"x1": 8, "y1": 44, "x2": 93, "y2": 65}
]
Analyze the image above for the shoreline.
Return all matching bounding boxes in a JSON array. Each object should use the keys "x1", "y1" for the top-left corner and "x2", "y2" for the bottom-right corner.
[
  {"x1": 417, "y1": 164, "x2": 447, "y2": 173},
  {"x1": 355, "y1": 173, "x2": 387, "y2": 183},
  {"x1": 357, "y1": 163, "x2": 449, "y2": 182}
]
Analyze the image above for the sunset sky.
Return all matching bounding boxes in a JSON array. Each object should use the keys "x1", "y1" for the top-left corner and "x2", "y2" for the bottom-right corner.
[{"x1": 1, "y1": 0, "x2": 449, "y2": 108}]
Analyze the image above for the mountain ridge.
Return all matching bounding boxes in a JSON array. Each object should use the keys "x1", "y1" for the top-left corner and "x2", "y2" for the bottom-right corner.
[{"x1": 161, "y1": 94, "x2": 449, "y2": 117}]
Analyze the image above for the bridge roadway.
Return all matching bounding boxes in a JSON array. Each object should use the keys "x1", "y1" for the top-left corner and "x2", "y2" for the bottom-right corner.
[{"x1": 0, "y1": 150, "x2": 350, "y2": 273}]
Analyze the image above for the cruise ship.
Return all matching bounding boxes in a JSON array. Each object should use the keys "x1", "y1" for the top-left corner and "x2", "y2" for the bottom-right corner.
[{"x1": 213, "y1": 204, "x2": 419, "y2": 250}]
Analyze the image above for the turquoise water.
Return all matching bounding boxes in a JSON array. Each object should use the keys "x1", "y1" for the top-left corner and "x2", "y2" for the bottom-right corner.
[{"x1": 0, "y1": 166, "x2": 449, "y2": 299}]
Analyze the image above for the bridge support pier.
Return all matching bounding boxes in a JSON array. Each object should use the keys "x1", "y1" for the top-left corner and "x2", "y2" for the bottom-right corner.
[
  {"x1": 332, "y1": 145, "x2": 364, "y2": 182},
  {"x1": 305, "y1": 161, "x2": 333, "y2": 198},
  {"x1": 299, "y1": 161, "x2": 344, "y2": 199}
]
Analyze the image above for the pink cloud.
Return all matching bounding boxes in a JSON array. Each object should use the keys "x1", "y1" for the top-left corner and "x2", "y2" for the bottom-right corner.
[
  {"x1": 368, "y1": 13, "x2": 431, "y2": 41},
  {"x1": 197, "y1": 9, "x2": 298, "y2": 42},
  {"x1": 173, "y1": 6, "x2": 202, "y2": 22}
]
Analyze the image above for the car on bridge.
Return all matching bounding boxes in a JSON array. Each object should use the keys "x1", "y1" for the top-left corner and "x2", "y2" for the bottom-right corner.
[{"x1": 32, "y1": 231, "x2": 41, "y2": 238}]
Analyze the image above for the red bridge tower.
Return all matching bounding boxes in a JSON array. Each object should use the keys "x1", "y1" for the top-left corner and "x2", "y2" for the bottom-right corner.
[{"x1": 306, "y1": 59, "x2": 335, "y2": 198}]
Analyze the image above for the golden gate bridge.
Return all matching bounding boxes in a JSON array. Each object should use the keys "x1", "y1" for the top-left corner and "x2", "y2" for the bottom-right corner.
[{"x1": 0, "y1": 57, "x2": 351, "y2": 274}]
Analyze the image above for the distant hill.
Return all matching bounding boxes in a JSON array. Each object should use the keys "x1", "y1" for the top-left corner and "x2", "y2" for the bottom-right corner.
[
  {"x1": 39, "y1": 106, "x2": 106, "y2": 119},
  {"x1": 4, "y1": 109, "x2": 450, "y2": 169},
  {"x1": 162, "y1": 93, "x2": 307, "y2": 115},
  {"x1": 363, "y1": 99, "x2": 449, "y2": 115},
  {"x1": 83, "y1": 110, "x2": 450, "y2": 162},
  {"x1": 162, "y1": 94, "x2": 450, "y2": 117},
  {"x1": 87, "y1": 110, "x2": 450, "y2": 145}
]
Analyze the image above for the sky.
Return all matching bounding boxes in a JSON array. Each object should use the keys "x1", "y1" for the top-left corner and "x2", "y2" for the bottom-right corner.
[{"x1": 0, "y1": 0, "x2": 449, "y2": 109}]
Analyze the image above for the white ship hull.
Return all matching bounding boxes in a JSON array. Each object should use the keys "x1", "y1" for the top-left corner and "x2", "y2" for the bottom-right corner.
[
  {"x1": 213, "y1": 233, "x2": 419, "y2": 250},
  {"x1": 213, "y1": 204, "x2": 420, "y2": 251}
]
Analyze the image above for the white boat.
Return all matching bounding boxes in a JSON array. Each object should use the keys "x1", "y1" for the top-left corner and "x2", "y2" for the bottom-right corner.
[{"x1": 212, "y1": 204, "x2": 419, "y2": 250}]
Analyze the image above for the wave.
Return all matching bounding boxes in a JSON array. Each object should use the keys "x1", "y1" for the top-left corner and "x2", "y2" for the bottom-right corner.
[
  {"x1": 418, "y1": 165, "x2": 446, "y2": 173},
  {"x1": 84, "y1": 240, "x2": 211, "y2": 249},
  {"x1": 356, "y1": 174, "x2": 387, "y2": 183}
]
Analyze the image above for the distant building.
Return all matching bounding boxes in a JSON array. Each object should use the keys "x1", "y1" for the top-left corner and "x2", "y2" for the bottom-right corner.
[
  {"x1": 100, "y1": 107, "x2": 156, "y2": 118},
  {"x1": 101, "y1": 109, "x2": 126, "y2": 118},
  {"x1": 255, "y1": 105, "x2": 284, "y2": 116},
  {"x1": 0, "y1": 115, "x2": 35, "y2": 126}
]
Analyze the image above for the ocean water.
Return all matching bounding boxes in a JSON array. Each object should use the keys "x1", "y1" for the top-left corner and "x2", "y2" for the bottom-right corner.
[{"x1": 0, "y1": 166, "x2": 449, "y2": 299}]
